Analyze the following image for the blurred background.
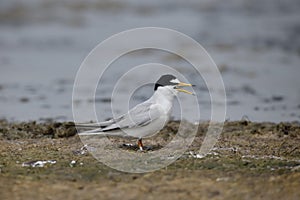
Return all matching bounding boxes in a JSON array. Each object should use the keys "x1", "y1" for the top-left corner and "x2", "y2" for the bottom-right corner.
[{"x1": 0, "y1": 0, "x2": 300, "y2": 122}]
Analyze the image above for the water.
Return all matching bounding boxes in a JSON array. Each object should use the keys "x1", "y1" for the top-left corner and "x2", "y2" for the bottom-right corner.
[{"x1": 0, "y1": 0, "x2": 300, "y2": 122}]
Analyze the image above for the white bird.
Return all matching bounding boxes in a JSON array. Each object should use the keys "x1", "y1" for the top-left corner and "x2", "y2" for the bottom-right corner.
[{"x1": 77, "y1": 74, "x2": 194, "y2": 151}]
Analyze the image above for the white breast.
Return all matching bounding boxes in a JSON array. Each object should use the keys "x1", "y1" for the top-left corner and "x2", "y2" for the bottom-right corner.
[{"x1": 125, "y1": 86, "x2": 176, "y2": 138}]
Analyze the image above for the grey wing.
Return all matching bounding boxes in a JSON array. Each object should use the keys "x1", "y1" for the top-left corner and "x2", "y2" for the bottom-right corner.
[
  {"x1": 101, "y1": 102, "x2": 162, "y2": 131},
  {"x1": 76, "y1": 119, "x2": 116, "y2": 128},
  {"x1": 76, "y1": 101, "x2": 162, "y2": 133}
]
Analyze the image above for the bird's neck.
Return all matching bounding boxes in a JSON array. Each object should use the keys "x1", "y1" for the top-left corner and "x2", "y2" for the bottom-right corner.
[{"x1": 151, "y1": 88, "x2": 176, "y2": 113}]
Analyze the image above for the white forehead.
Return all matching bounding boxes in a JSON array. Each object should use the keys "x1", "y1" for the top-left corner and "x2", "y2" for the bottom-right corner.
[{"x1": 170, "y1": 78, "x2": 180, "y2": 84}]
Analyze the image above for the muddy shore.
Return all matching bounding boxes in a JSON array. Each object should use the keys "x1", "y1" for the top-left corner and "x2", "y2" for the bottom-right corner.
[{"x1": 0, "y1": 120, "x2": 299, "y2": 200}]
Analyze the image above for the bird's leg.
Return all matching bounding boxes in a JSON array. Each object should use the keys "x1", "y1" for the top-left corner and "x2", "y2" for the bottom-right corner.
[{"x1": 137, "y1": 138, "x2": 144, "y2": 151}]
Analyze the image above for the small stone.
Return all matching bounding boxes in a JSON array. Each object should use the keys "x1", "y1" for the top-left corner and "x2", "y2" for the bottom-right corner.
[
  {"x1": 272, "y1": 95, "x2": 284, "y2": 102},
  {"x1": 69, "y1": 160, "x2": 76, "y2": 167},
  {"x1": 19, "y1": 97, "x2": 29, "y2": 103}
]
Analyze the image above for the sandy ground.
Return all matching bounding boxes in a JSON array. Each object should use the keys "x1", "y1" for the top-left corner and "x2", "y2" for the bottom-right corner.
[{"x1": 0, "y1": 120, "x2": 299, "y2": 200}]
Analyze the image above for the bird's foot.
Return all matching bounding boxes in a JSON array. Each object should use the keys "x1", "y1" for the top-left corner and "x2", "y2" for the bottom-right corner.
[
  {"x1": 140, "y1": 146, "x2": 153, "y2": 151},
  {"x1": 137, "y1": 138, "x2": 145, "y2": 151}
]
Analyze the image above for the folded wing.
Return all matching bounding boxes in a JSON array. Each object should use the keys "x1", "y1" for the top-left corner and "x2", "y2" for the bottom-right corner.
[{"x1": 76, "y1": 101, "x2": 162, "y2": 136}]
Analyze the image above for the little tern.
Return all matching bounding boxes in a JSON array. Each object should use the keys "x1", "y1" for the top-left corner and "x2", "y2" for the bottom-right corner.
[{"x1": 77, "y1": 74, "x2": 194, "y2": 151}]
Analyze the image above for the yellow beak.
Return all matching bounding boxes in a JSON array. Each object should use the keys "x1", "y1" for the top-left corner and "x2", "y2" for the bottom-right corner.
[
  {"x1": 177, "y1": 82, "x2": 193, "y2": 87},
  {"x1": 176, "y1": 82, "x2": 194, "y2": 95}
]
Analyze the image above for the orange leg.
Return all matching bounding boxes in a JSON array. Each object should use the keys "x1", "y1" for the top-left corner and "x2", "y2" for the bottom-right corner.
[{"x1": 137, "y1": 138, "x2": 144, "y2": 151}]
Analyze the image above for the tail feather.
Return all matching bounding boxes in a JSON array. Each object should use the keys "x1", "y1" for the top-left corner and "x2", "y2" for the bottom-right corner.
[
  {"x1": 78, "y1": 130, "x2": 106, "y2": 136},
  {"x1": 78, "y1": 127, "x2": 125, "y2": 137},
  {"x1": 76, "y1": 124, "x2": 101, "y2": 129},
  {"x1": 75, "y1": 120, "x2": 115, "y2": 129},
  {"x1": 76, "y1": 120, "x2": 125, "y2": 137}
]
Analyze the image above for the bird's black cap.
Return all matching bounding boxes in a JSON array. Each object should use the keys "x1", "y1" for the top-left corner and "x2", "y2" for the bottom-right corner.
[{"x1": 154, "y1": 74, "x2": 177, "y2": 91}]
